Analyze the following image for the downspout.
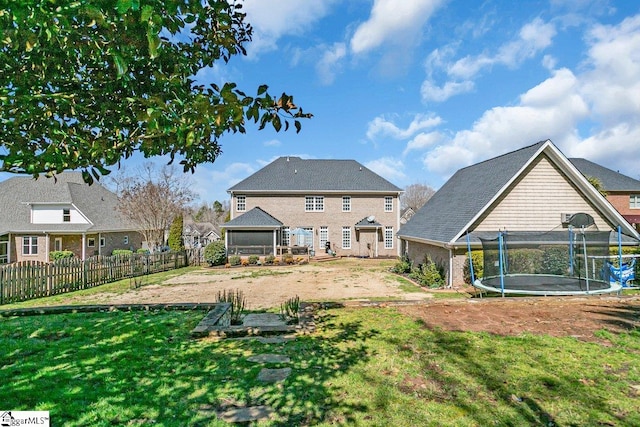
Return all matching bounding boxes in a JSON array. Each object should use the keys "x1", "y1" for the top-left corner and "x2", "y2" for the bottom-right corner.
[
  {"x1": 448, "y1": 247, "x2": 454, "y2": 288},
  {"x1": 273, "y1": 229, "x2": 277, "y2": 257},
  {"x1": 44, "y1": 232, "x2": 50, "y2": 262}
]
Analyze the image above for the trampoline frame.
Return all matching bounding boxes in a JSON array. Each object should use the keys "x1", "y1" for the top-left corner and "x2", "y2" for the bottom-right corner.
[{"x1": 467, "y1": 224, "x2": 626, "y2": 297}]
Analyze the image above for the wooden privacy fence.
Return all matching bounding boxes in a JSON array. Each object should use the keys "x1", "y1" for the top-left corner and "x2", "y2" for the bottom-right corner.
[{"x1": 0, "y1": 251, "x2": 196, "y2": 305}]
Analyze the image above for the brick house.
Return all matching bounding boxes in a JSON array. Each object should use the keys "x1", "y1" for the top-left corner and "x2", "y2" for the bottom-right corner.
[
  {"x1": 0, "y1": 172, "x2": 143, "y2": 263},
  {"x1": 224, "y1": 157, "x2": 402, "y2": 258}
]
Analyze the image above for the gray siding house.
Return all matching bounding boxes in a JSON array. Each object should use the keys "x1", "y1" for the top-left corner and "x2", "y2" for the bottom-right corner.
[
  {"x1": 0, "y1": 172, "x2": 143, "y2": 263},
  {"x1": 225, "y1": 157, "x2": 403, "y2": 258},
  {"x1": 397, "y1": 140, "x2": 639, "y2": 287}
]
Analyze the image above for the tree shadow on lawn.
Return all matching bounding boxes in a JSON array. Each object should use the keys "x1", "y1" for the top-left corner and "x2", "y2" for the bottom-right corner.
[
  {"x1": 0, "y1": 307, "x2": 377, "y2": 426},
  {"x1": 380, "y1": 318, "x2": 640, "y2": 427}
]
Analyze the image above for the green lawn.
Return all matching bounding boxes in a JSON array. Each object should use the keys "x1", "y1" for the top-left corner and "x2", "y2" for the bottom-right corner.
[{"x1": 2, "y1": 305, "x2": 640, "y2": 426}]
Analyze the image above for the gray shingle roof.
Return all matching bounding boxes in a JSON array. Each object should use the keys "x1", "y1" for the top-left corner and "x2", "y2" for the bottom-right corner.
[
  {"x1": 228, "y1": 157, "x2": 402, "y2": 193},
  {"x1": 569, "y1": 158, "x2": 640, "y2": 191},
  {"x1": 0, "y1": 172, "x2": 136, "y2": 234},
  {"x1": 355, "y1": 216, "x2": 382, "y2": 228},
  {"x1": 223, "y1": 207, "x2": 283, "y2": 228},
  {"x1": 397, "y1": 141, "x2": 548, "y2": 244}
]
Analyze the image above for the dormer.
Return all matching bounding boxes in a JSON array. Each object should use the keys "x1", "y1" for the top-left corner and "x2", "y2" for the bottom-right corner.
[{"x1": 29, "y1": 203, "x2": 90, "y2": 225}]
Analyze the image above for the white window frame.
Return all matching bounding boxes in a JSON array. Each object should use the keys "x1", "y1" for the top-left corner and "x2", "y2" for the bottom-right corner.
[
  {"x1": 319, "y1": 226, "x2": 328, "y2": 249},
  {"x1": 236, "y1": 195, "x2": 246, "y2": 212},
  {"x1": 281, "y1": 227, "x2": 290, "y2": 246},
  {"x1": 342, "y1": 227, "x2": 351, "y2": 249},
  {"x1": 305, "y1": 196, "x2": 324, "y2": 212},
  {"x1": 342, "y1": 196, "x2": 351, "y2": 212},
  {"x1": 384, "y1": 196, "x2": 393, "y2": 212},
  {"x1": 124, "y1": 235, "x2": 129, "y2": 245},
  {"x1": 54, "y1": 237, "x2": 63, "y2": 252},
  {"x1": 384, "y1": 226, "x2": 394, "y2": 249},
  {"x1": 22, "y1": 236, "x2": 38, "y2": 255},
  {"x1": 100, "y1": 237, "x2": 106, "y2": 247},
  {"x1": 88, "y1": 238, "x2": 95, "y2": 248},
  {"x1": 631, "y1": 195, "x2": 640, "y2": 209},
  {"x1": 62, "y1": 208, "x2": 71, "y2": 222}
]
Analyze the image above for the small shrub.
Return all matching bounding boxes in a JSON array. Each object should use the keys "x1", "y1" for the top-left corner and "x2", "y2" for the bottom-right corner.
[
  {"x1": 283, "y1": 254, "x2": 294, "y2": 264},
  {"x1": 264, "y1": 254, "x2": 275, "y2": 265},
  {"x1": 279, "y1": 295, "x2": 300, "y2": 324},
  {"x1": 229, "y1": 255, "x2": 241, "y2": 266},
  {"x1": 241, "y1": 258, "x2": 249, "y2": 266},
  {"x1": 463, "y1": 251, "x2": 484, "y2": 284},
  {"x1": 50, "y1": 250, "x2": 75, "y2": 261},
  {"x1": 248, "y1": 255, "x2": 259, "y2": 265},
  {"x1": 136, "y1": 248, "x2": 150, "y2": 254},
  {"x1": 273, "y1": 258, "x2": 280, "y2": 265},
  {"x1": 215, "y1": 289, "x2": 246, "y2": 325},
  {"x1": 391, "y1": 253, "x2": 412, "y2": 274},
  {"x1": 204, "y1": 241, "x2": 227, "y2": 266},
  {"x1": 540, "y1": 246, "x2": 569, "y2": 275},
  {"x1": 410, "y1": 255, "x2": 445, "y2": 288},
  {"x1": 112, "y1": 249, "x2": 133, "y2": 256}
]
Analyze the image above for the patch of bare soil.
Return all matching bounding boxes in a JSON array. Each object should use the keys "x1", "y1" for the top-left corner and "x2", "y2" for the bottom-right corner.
[
  {"x1": 396, "y1": 295, "x2": 640, "y2": 342},
  {"x1": 85, "y1": 258, "x2": 434, "y2": 310}
]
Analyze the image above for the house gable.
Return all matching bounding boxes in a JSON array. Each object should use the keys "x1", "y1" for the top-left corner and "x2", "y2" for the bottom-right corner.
[{"x1": 475, "y1": 155, "x2": 610, "y2": 232}]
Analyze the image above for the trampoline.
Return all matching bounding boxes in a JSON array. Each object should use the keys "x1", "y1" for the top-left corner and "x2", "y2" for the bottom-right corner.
[{"x1": 467, "y1": 213, "x2": 628, "y2": 296}]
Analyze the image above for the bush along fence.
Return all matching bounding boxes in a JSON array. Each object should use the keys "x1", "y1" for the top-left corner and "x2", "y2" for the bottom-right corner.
[{"x1": 0, "y1": 251, "x2": 197, "y2": 305}]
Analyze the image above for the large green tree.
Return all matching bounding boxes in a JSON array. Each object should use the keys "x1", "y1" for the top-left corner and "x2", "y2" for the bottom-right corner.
[{"x1": 0, "y1": 0, "x2": 311, "y2": 183}]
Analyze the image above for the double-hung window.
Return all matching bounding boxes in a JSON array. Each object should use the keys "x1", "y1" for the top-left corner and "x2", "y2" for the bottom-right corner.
[
  {"x1": 22, "y1": 236, "x2": 38, "y2": 255},
  {"x1": 305, "y1": 196, "x2": 324, "y2": 212},
  {"x1": 342, "y1": 196, "x2": 351, "y2": 212},
  {"x1": 236, "y1": 195, "x2": 246, "y2": 212},
  {"x1": 384, "y1": 226, "x2": 394, "y2": 249},
  {"x1": 342, "y1": 227, "x2": 351, "y2": 249},
  {"x1": 631, "y1": 195, "x2": 640, "y2": 209},
  {"x1": 319, "y1": 226, "x2": 328, "y2": 249},
  {"x1": 63, "y1": 208, "x2": 71, "y2": 222},
  {"x1": 384, "y1": 196, "x2": 393, "y2": 212}
]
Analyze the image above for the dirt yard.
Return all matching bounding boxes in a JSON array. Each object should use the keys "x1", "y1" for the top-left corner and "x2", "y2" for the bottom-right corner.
[{"x1": 78, "y1": 258, "x2": 640, "y2": 342}]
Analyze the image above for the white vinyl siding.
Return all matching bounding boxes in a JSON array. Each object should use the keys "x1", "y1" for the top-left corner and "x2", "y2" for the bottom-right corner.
[
  {"x1": 31, "y1": 205, "x2": 89, "y2": 224},
  {"x1": 342, "y1": 227, "x2": 351, "y2": 249},
  {"x1": 384, "y1": 196, "x2": 393, "y2": 212},
  {"x1": 305, "y1": 196, "x2": 324, "y2": 212}
]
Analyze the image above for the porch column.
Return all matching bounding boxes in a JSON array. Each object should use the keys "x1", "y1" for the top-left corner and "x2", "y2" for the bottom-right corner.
[
  {"x1": 273, "y1": 230, "x2": 277, "y2": 256},
  {"x1": 81, "y1": 233, "x2": 86, "y2": 260}
]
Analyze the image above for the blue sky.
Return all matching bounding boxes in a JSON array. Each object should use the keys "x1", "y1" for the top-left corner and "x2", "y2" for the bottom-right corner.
[{"x1": 9, "y1": 0, "x2": 640, "y2": 205}]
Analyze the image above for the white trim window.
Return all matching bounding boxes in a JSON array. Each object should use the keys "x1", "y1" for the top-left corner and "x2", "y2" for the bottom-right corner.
[
  {"x1": 342, "y1": 226, "x2": 351, "y2": 249},
  {"x1": 631, "y1": 195, "x2": 640, "y2": 209},
  {"x1": 305, "y1": 196, "x2": 324, "y2": 212},
  {"x1": 342, "y1": 196, "x2": 351, "y2": 212},
  {"x1": 124, "y1": 235, "x2": 129, "y2": 245},
  {"x1": 384, "y1": 196, "x2": 393, "y2": 212},
  {"x1": 319, "y1": 226, "x2": 328, "y2": 249},
  {"x1": 384, "y1": 226, "x2": 394, "y2": 249},
  {"x1": 63, "y1": 208, "x2": 71, "y2": 222},
  {"x1": 22, "y1": 236, "x2": 38, "y2": 255},
  {"x1": 100, "y1": 237, "x2": 106, "y2": 247},
  {"x1": 236, "y1": 195, "x2": 246, "y2": 212},
  {"x1": 281, "y1": 227, "x2": 290, "y2": 246},
  {"x1": 54, "y1": 237, "x2": 63, "y2": 252},
  {"x1": 88, "y1": 238, "x2": 95, "y2": 248}
]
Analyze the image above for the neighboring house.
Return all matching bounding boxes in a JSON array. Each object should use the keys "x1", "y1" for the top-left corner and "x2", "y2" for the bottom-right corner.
[
  {"x1": 183, "y1": 219, "x2": 220, "y2": 248},
  {"x1": 397, "y1": 140, "x2": 640, "y2": 287},
  {"x1": 225, "y1": 156, "x2": 403, "y2": 258},
  {"x1": 400, "y1": 207, "x2": 416, "y2": 225},
  {"x1": 0, "y1": 172, "x2": 143, "y2": 263},
  {"x1": 570, "y1": 158, "x2": 640, "y2": 230}
]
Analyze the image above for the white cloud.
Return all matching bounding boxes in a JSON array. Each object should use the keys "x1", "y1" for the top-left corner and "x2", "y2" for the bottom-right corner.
[
  {"x1": 316, "y1": 43, "x2": 347, "y2": 85},
  {"x1": 263, "y1": 139, "x2": 282, "y2": 147},
  {"x1": 364, "y1": 157, "x2": 408, "y2": 183},
  {"x1": 448, "y1": 17, "x2": 557, "y2": 80},
  {"x1": 421, "y1": 79, "x2": 474, "y2": 102},
  {"x1": 403, "y1": 131, "x2": 444, "y2": 156},
  {"x1": 350, "y1": 0, "x2": 445, "y2": 54},
  {"x1": 242, "y1": 0, "x2": 336, "y2": 58},
  {"x1": 191, "y1": 162, "x2": 255, "y2": 203},
  {"x1": 366, "y1": 113, "x2": 442, "y2": 140}
]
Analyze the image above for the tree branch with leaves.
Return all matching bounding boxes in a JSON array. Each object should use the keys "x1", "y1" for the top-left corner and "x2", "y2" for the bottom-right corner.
[{"x1": 0, "y1": 0, "x2": 311, "y2": 183}]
